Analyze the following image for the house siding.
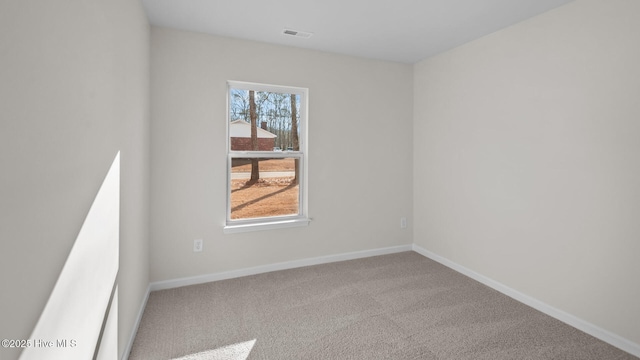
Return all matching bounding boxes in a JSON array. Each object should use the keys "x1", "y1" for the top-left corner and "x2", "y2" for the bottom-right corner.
[{"x1": 231, "y1": 137, "x2": 275, "y2": 151}]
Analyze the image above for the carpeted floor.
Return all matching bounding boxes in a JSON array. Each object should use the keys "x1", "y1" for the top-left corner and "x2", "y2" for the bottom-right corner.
[{"x1": 129, "y1": 252, "x2": 637, "y2": 359}]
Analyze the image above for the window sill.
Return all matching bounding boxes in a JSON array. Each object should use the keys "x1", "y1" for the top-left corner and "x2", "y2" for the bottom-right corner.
[{"x1": 224, "y1": 217, "x2": 310, "y2": 234}]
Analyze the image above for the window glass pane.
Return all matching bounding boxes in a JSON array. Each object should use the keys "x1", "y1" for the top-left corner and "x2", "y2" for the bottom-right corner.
[
  {"x1": 230, "y1": 157, "x2": 300, "y2": 220},
  {"x1": 229, "y1": 88, "x2": 300, "y2": 152}
]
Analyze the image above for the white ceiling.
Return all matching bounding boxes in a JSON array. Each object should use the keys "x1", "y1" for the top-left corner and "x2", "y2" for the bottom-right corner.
[{"x1": 142, "y1": 0, "x2": 574, "y2": 64}]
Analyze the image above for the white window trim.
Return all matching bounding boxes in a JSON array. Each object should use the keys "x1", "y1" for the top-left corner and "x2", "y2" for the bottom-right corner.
[{"x1": 224, "y1": 81, "x2": 309, "y2": 233}]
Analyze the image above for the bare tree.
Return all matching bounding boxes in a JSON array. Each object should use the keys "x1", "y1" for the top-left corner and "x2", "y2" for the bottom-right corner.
[
  {"x1": 291, "y1": 94, "x2": 299, "y2": 184},
  {"x1": 231, "y1": 90, "x2": 249, "y2": 121},
  {"x1": 249, "y1": 90, "x2": 259, "y2": 181}
]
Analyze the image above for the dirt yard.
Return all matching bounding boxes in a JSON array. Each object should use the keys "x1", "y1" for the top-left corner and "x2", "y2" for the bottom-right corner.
[{"x1": 230, "y1": 159, "x2": 299, "y2": 219}]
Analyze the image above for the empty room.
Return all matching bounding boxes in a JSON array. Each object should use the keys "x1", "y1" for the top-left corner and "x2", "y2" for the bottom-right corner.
[{"x1": 1, "y1": 0, "x2": 638, "y2": 359}]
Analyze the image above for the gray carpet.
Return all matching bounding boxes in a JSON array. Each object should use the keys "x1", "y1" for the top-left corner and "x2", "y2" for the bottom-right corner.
[{"x1": 129, "y1": 252, "x2": 637, "y2": 359}]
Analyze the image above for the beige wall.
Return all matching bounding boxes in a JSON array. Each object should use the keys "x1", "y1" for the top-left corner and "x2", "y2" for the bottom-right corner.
[
  {"x1": 413, "y1": 0, "x2": 640, "y2": 345},
  {"x1": 149, "y1": 27, "x2": 414, "y2": 282},
  {"x1": 0, "y1": 1, "x2": 150, "y2": 359}
]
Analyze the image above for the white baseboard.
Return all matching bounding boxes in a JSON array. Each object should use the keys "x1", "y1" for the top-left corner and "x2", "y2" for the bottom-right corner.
[
  {"x1": 150, "y1": 244, "x2": 413, "y2": 292},
  {"x1": 120, "y1": 284, "x2": 151, "y2": 360},
  {"x1": 411, "y1": 244, "x2": 640, "y2": 358}
]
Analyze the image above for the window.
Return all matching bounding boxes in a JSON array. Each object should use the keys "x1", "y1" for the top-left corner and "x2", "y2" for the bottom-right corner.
[{"x1": 224, "y1": 81, "x2": 309, "y2": 233}]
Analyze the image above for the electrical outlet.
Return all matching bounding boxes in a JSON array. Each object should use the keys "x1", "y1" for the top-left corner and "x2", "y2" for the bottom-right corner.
[
  {"x1": 400, "y1": 217, "x2": 407, "y2": 229},
  {"x1": 193, "y1": 239, "x2": 203, "y2": 252}
]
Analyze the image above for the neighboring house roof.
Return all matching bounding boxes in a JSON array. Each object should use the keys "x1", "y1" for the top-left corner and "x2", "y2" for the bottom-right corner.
[{"x1": 230, "y1": 120, "x2": 277, "y2": 138}]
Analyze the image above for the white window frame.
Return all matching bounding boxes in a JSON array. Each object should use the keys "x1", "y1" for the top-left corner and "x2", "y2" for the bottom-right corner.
[{"x1": 224, "y1": 81, "x2": 309, "y2": 233}]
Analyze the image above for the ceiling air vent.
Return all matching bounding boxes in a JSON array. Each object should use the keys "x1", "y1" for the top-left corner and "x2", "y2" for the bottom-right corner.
[{"x1": 283, "y1": 29, "x2": 313, "y2": 39}]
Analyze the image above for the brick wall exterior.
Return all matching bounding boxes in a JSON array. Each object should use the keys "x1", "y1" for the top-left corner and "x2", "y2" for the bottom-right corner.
[{"x1": 231, "y1": 137, "x2": 275, "y2": 151}]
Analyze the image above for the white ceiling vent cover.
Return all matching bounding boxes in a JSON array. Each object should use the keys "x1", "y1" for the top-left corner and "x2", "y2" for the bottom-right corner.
[{"x1": 283, "y1": 29, "x2": 313, "y2": 38}]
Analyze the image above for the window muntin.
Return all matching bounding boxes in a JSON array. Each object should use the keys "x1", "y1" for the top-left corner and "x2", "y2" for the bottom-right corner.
[{"x1": 226, "y1": 81, "x2": 308, "y2": 231}]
